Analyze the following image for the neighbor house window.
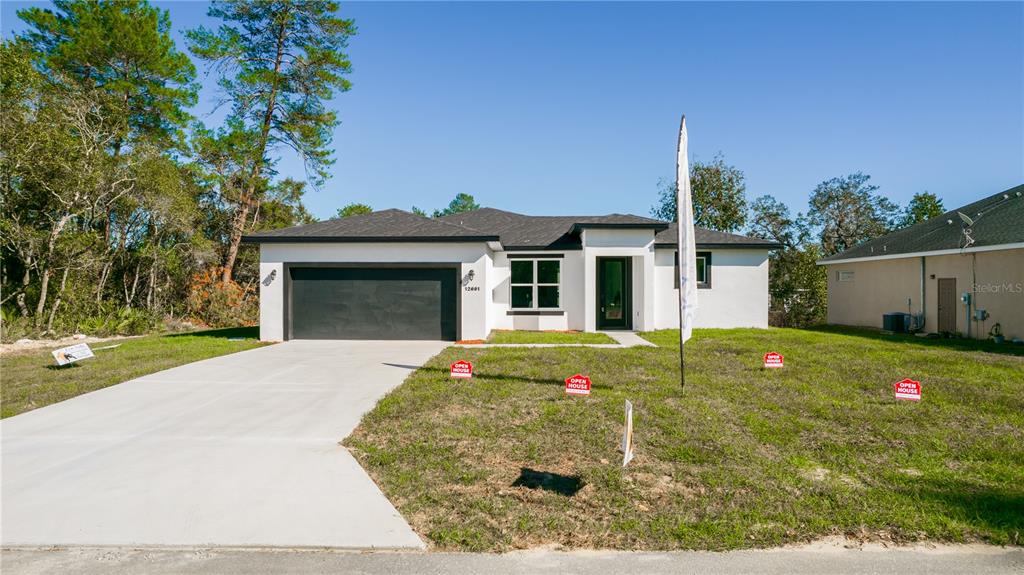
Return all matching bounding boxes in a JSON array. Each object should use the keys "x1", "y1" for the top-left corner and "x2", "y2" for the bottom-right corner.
[
  {"x1": 674, "y1": 251, "x2": 712, "y2": 289},
  {"x1": 837, "y1": 271, "x2": 854, "y2": 282},
  {"x1": 511, "y1": 259, "x2": 560, "y2": 308}
]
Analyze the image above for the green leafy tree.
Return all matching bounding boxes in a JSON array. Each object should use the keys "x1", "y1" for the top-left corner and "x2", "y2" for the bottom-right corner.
[
  {"x1": 17, "y1": 0, "x2": 197, "y2": 148},
  {"x1": 806, "y1": 173, "x2": 899, "y2": 256},
  {"x1": 337, "y1": 203, "x2": 373, "y2": 218},
  {"x1": 432, "y1": 193, "x2": 481, "y2": 217},
  {"x1": 900, "y1": 191, "x2": 944, "y2": 227},
  {"x1": 748, "y1": 195, "x2": 826, "y2": 327},
  {"x1": 16, "y1": 0, "x2": 199, "y2": 308},
  {"x1": 187, "y1": 0, "x2": 355, "y2": 283},
  {"x1": 411, "y1": 206, "x2": 427, "y2": 217},
  {"x1": 650, "y1": 153, "x2": 748, "y2": 232},
  {"x1": 748, "y1": 195, "x2": 799, "y2": 248}
]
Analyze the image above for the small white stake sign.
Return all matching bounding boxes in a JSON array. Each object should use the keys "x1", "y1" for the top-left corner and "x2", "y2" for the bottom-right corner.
[
  {"x1": 52, "y1": 343, "x2": 95, "y2": 366},
  {"x1": 621, "y1": 400, "x2": 635, "y2": 467}
]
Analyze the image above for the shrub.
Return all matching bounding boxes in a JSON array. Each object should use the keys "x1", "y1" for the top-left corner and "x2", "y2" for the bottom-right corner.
[
  {"x1": 76, "y1": 307, "x2": 160, "y2": 336},
  {"x1": 187, "y1": 267, "x2": 258, "y2": 327}
]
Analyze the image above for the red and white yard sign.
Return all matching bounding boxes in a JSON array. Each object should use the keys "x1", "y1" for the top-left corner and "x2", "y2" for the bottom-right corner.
[
  {"x1": 894, "y1": 378, "x2": 921, "y2": 401},
  {"x1": 763, "y1": 352, "x2": 784, "y2": 369},
  {"x1": 450, "y1": 360, "x2": 473, "y2": 379},
  {"x1": 565, "y1": 374, "x2": 592, "y2": 396}
]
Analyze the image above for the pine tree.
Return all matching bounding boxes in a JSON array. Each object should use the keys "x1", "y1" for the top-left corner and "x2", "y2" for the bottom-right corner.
[{"x1": 187, "y1": 0, "x2": 355, "y2": 283}]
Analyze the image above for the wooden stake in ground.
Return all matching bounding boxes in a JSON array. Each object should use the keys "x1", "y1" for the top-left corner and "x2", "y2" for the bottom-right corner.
[{"x1": 676, "y1": 115, "x2": 698, "y2": 389}]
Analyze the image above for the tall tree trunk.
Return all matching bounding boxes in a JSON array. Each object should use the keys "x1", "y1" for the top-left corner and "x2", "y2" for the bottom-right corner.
[
  {"x1": 34, "y1": 269, "x2": 51, "y2": 323},
  {"x1": 221, "y1": 16, "x2": 289, "y2": 285},
  {"x1": 35, "y1": 214, "x2": 73, "y2": 323},
  {"x1": 45, "y1": 266, "x2": 71, "y2": 335},
  {"x1": 127, "y1": 262, "x2": 141, "y2": 307},
  {"x1": 147, "y1": 261, "x2": 157, "y2": 311},
  {"x1": 221, "y1": 195, "x2": 253, "y2": 284},
  {"x1": 16, "y1": 263, "x2": 31, "y2": 317},
  {"x1": 96, "y1": 259, "x2": 112, "y2": 304}
]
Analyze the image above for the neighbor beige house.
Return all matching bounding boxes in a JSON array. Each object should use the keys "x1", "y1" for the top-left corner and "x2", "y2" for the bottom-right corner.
[{"x1": 818, "y1": 185, "x2": 1024, "y2": 341}]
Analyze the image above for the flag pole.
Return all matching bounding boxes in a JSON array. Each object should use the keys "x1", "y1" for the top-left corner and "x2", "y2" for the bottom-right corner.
[{"x1": 676, "y1": 115, "x2": 691, "y2": 389}]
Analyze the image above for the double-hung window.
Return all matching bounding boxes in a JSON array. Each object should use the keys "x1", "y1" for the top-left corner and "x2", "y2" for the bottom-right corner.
[{"x1": 511, "y1": 259, "x2": 560, "y2": 309}]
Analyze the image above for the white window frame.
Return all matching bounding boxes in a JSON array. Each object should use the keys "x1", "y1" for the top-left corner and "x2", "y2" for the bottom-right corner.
[
  {"x1": 510, "y1": 259, "x2": 561, "y2": 309},
  {"x1": 837, "y1": 270, "x2": 855, "y2": 282}
]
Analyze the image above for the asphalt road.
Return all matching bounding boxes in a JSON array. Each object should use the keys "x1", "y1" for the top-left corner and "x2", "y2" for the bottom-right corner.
[{"x1": 3, "y1": 544, "x2": 1021, "y2": 575}]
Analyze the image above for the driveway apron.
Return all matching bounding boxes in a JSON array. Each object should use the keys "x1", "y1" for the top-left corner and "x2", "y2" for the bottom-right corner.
[{"x1": 1, "y1": 340, "x2": 448, "y2": 548}]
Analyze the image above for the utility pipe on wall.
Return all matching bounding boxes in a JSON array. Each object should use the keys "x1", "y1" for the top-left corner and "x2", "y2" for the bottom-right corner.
[{"x1": 919, "y1": 256, "x2": 926, "y2": 332}]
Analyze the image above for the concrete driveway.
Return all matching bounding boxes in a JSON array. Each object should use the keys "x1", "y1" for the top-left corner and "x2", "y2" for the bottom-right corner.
[{"x1": 1, "y1": 340, "x2": 449, "y2": 548}]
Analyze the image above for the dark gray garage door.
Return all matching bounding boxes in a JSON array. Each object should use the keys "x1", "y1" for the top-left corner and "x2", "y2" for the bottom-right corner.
[{"x1": 289, "y1": 267, "x2": 457, "y2": 340}]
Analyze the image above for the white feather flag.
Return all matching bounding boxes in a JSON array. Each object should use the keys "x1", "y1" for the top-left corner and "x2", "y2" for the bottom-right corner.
[{"x1": 676, "y1": 116, "x2": 698, "y2": 344}]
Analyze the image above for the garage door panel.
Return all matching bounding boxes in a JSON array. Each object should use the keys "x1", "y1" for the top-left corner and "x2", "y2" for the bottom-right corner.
[{"x1": 289, "y1": 267, "x2": 457, "y2": 340}]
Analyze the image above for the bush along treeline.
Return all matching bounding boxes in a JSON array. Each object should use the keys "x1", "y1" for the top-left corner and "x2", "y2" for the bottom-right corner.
[
  {"x1": 0, "y1": 0, "x2": 354, "y2": 341},
  {"x1": 652, "y1": 158, "x2": 945, "y2": 327}
]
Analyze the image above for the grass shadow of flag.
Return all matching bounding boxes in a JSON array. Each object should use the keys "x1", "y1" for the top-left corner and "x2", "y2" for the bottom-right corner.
[{"x1": 512, "y1": 467, "x2": 584, "y2": 497}]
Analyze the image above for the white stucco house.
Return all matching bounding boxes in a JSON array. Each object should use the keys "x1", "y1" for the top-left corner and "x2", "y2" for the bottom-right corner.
[{"x1": 243, "y1": 208, "x2": 780, "y2": 341}]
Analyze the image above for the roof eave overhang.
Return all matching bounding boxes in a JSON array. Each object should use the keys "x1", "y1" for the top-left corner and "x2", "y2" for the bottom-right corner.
[
  {"x1": 241, "y1": 235, "x2": 501, "y2": 244},
  {"x1": 654, "y1": 242, "x2": 783, "y2": 250},
  {"x1": 570, "y1": 223, "x2": 670, "y2": 234},
  {"x1": 504, "y1": 245, "x2": 583, "y2": 252},
  {"x1": 817, "y1": 241, "x2": 1024, "y2": 265}
]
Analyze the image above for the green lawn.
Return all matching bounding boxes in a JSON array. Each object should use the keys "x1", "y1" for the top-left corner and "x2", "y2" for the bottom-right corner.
[
  {"x1": 486, "y1": 330, "x2": 616, "y2": 344},
  {"x1": 345, "y1": 327, "x2": 1024, "y2": 551},
  {"x1": 1, "y1": 327, "x2": 268, "y2": 418}
]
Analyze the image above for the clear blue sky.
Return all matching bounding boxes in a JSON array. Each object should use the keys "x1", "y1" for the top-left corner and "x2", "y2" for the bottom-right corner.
[{"x1": 3, "y1": 1, "x2": 1022, "y2": 222}]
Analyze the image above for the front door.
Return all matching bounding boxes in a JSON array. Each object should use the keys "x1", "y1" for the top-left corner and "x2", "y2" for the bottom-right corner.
[
  {"x1": 937, "y1": 277, "x2": 956, "y2": 334},
  {"x1": 597, "y1": 257, "x2": 631, "y2": 330}
]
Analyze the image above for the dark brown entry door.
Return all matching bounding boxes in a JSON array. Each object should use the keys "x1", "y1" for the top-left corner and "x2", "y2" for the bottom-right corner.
[
  {"x1": 937, "y1": 278, "x2": 956, "y2": 334},
  {"x1": 597, "y1": 257, "x2": 631, "y2": 330}
]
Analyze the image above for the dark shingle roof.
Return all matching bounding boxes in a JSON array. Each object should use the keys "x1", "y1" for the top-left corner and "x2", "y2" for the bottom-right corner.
[
  {"x1": 819, "y1": 184, "x2": 1024, "y2": 263},
  {"x1": 242, "y1": 208, "x2": 499, "y2": 243},
  {"x1": 655, "y1": 224, "x2": 783, "y2": 249},
  {"x1": 436, "y1": 208, "x2": 667, "y2": 250},
  {"x1": 243, "y1": 206, "x2": 780, "y2": 250}
]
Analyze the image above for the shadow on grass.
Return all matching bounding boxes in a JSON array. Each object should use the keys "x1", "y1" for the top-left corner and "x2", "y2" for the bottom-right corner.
[
  {"x1": 165, "y1": 326, "x2": 259, "y2": 340},
  {"x1": 908, "y1": 478, "x2": 1024, "y2": 542},
  {"x1": 383, "y1": 363, "x2": 613, "y2": 390},
  {"x1": 512, "y1": 467, "x2": 584, "y2": 497},
  {"x1": 807, "y1": 325, "x2": 1024, "y2": 357},
  {"x1": 45, "y1": 363, "x2": 82, "y2": 371}
]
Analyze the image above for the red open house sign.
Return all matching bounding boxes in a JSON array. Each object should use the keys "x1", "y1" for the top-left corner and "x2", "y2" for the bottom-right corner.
[
  {"x1": 894, "y1": 378, "x2": 921, "y2": 401},
  {"x1": 564, "y1": 374, "x2": 592, "y2": 396},
  {"x1": 763, "y1": 352, "x2": 784, "y2": 368},
  {"x1": 450, "y1": 360, "x2": 473, "y2": 379}
]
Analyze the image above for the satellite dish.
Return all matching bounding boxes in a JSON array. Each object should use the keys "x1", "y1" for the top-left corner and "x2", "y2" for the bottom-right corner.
[{"x1": 957, "y1": 211, "x2": 974, "y2": 226}]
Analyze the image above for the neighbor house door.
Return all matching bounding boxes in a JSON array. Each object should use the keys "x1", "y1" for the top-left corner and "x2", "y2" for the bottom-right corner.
[
  {"x1": 937, "y1": 277, "x2": 956, "y2": 334},
  {"x1": 597, "y1": 257, "x2": 631, "y2": 330}
]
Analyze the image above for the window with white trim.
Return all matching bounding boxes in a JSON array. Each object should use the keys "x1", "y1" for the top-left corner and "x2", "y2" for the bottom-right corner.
[
  {"x1": 837, "y1": 270, "x2": 854, "y2": 282},
  {"x1": 510, "y1": 259, "x2": 560, "y2": 308}
]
